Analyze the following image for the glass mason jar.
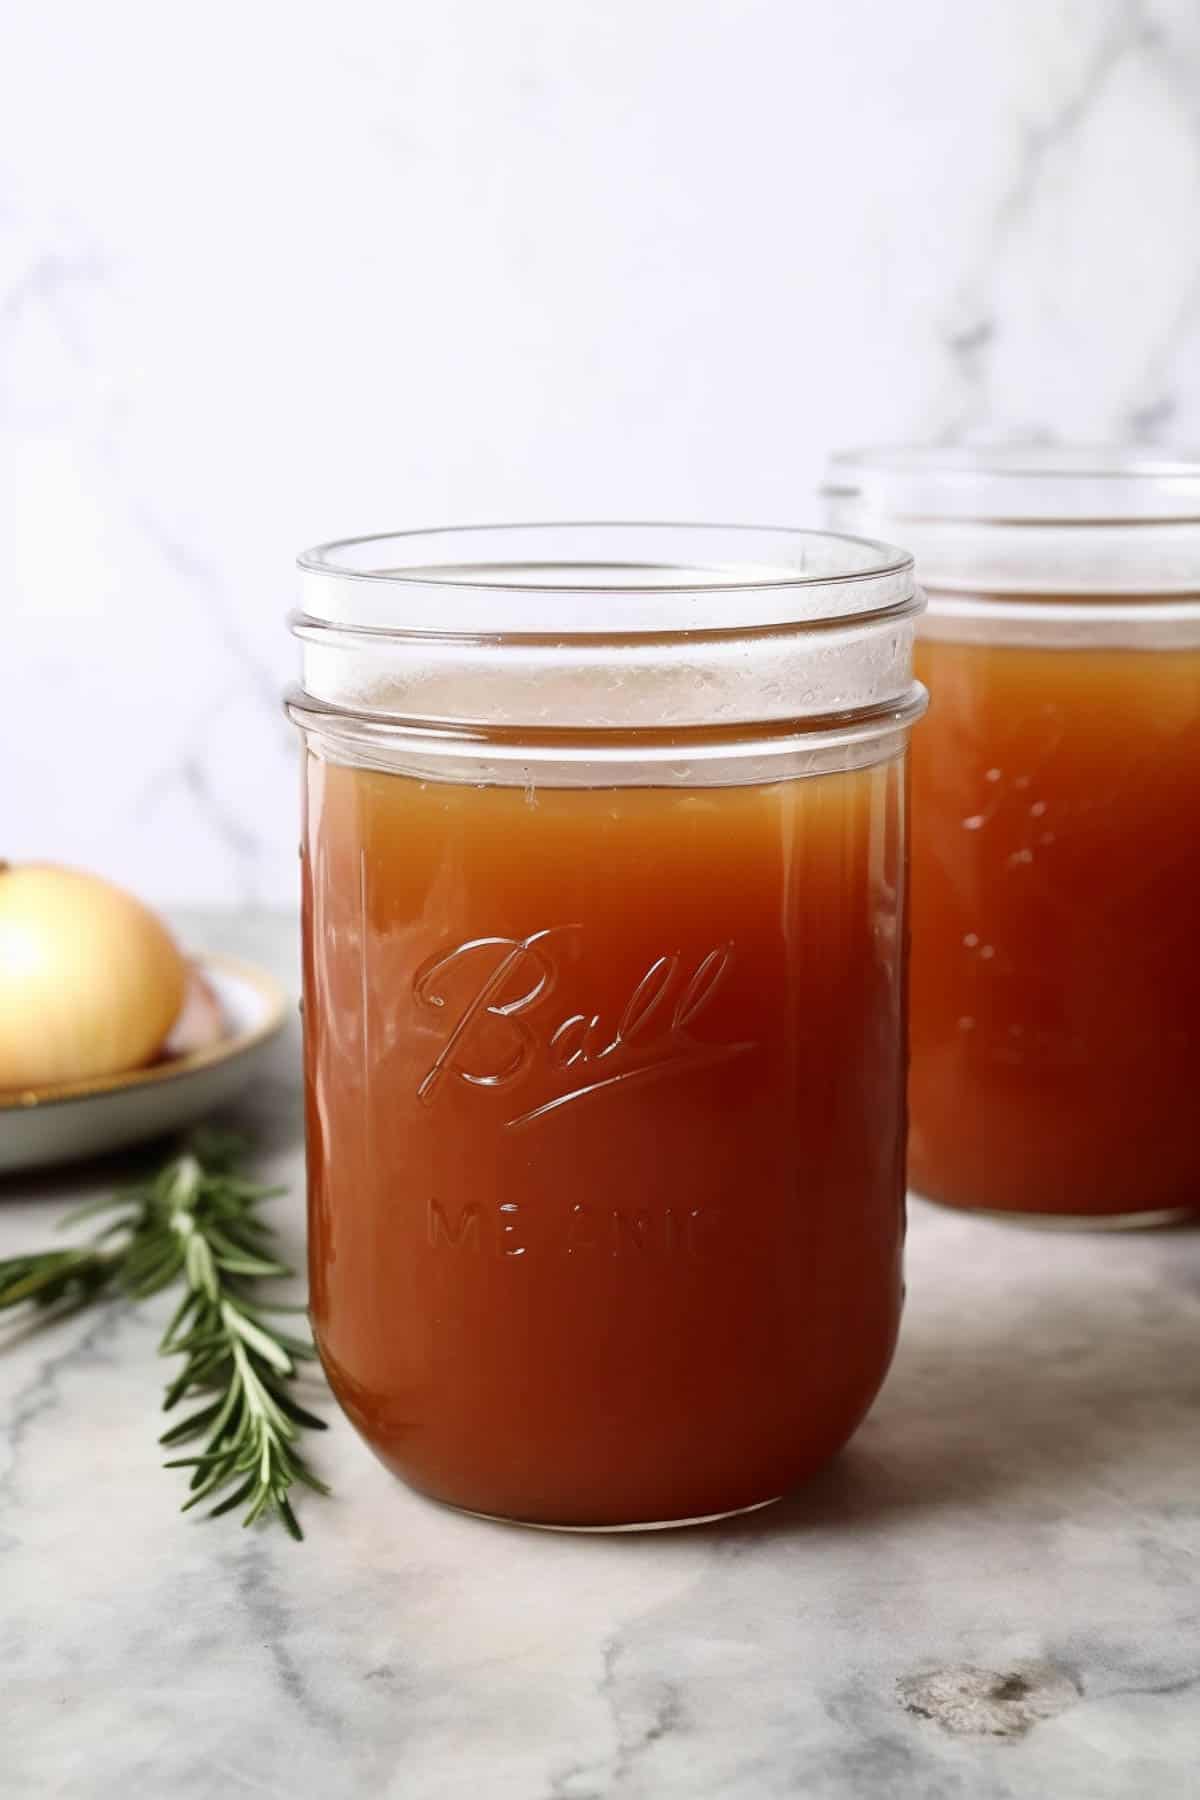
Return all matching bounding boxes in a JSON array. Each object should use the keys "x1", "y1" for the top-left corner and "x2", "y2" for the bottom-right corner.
[
  {"x1": 287, "y1": 523, "x2": 925, "y2": 1528},
  {"x1": 825, "y1": 448, "x2": 1200, "y2": 1227}
]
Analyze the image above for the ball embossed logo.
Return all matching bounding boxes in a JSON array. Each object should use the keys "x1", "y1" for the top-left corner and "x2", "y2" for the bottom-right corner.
[{"x1": 413, "y1": 925, "x2": 754, "y2": 1129}]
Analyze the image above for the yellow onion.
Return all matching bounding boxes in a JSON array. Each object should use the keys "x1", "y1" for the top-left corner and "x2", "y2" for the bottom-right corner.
[{"x1": 0, "y1": 863, "x2": 187, "y2": 1090}]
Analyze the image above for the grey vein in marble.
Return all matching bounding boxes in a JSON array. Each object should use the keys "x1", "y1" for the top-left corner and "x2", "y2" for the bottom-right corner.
[{"x1": 938, "y1": 0, "x2": 1200, "y2": 442}]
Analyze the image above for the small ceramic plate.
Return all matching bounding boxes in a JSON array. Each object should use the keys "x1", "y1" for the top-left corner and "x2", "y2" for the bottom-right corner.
[{"x1": 0, "y1": 954, "x2": 288, "y2": 1176}]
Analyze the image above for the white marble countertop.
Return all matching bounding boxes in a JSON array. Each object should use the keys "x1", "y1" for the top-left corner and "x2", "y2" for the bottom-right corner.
[{"x1": 3, "y1": 910, "x2": 1198, "y2": 1799}]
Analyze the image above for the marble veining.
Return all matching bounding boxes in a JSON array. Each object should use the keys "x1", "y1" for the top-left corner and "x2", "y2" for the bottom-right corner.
[
  {"x1": 2, "y1": 910, "x2": 1199, "y2": 1798},
  {"x1": 4, "y1": 4, "x2": 1200, "y2": 905},
  {"x1": 937, "y1": 0, "x2": 1200, "y2": 442}
]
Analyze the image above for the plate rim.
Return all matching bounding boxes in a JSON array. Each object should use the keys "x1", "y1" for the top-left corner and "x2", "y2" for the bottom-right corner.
[{"x1": 0, "y1": 952, "x2": 289, "y2": 1114}]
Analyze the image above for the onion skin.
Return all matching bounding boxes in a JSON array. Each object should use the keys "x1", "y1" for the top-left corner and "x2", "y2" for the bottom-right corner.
[
  {"x1": 0, "y1": 864, "x2": 187, "y2": 1090},
  {"x1": 162, "y1": 966, "x2": 226, "y2": 1058}
]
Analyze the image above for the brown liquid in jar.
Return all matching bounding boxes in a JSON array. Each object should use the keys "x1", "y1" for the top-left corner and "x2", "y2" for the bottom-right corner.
[
  {"x1": 909, "y1": 628, "x2": 1200, "y2": 1219},
  {"x1": 302, "y1": 752, "x2": 907, "y2": 1526}
]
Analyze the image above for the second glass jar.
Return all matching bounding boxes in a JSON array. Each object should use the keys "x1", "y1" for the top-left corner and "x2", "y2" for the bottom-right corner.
[{"x1": 826, "y1": 448, "x2": 1200, "y2": 1226}]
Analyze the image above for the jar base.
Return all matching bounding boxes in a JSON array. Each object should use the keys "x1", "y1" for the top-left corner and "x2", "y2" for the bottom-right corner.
[
  {"x1": 915, "y1": 1193, "x2": 1196, "y2": 1232},
  {"x1": 437, "y1": 1493, "x2": 785, "y2": 1534}
]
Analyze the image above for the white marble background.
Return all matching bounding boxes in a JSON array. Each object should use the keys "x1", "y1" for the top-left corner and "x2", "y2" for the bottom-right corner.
[{"x1": 4, "y1": 0, "x2": 1200, "y2": 905}]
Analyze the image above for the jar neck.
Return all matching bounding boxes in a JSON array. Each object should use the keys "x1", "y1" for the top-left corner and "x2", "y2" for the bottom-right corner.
[
  {"x1": 290, "y1": 523, "x2": 925, "y2": 781},
  {"x1": 287, "y1": 690, "x2": 927, "y2": 788},
  {"x1": 823, "y1": 447, "x2": 1200, "y2": 601},
  {"x1": 916, "y1": 585, "x2": 1200, "y2": 649},
  {"x1": 291, "y1": 602, "x2": 924, "y2": 736},
  {"x1": 825, "y1": 511, "x2": 1200, "y2": 596}
]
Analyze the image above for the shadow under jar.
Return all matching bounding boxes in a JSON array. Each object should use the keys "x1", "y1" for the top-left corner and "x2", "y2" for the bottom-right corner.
[
  {"x1": 288, "y1": 524, "x2": 925, "y2": 1528},
  {"x1": 826, "y1": 448, "x2": 1200, "y2": 1227}
]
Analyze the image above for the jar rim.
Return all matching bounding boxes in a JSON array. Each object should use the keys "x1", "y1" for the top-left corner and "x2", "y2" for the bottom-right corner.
[
  {"x1": 292, "y1": 522, "x2": 923, "y2": 740},
  {"x1": 297, "y1": 521, "x2": 914, "y2": 637},
  {"x1": 824, "y1": 444, "x2": 1200, "y2": 525}
]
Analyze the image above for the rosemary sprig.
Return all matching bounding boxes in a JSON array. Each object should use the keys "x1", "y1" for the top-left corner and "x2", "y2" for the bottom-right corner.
[{"x1": 0, "y1": 1131, "x2": 328, "y2": 1539}]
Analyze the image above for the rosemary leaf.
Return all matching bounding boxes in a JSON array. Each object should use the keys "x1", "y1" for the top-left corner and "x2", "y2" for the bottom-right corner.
[{"x1": 0, "y1": 1136, "x2": 328, "y2": 1539}]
